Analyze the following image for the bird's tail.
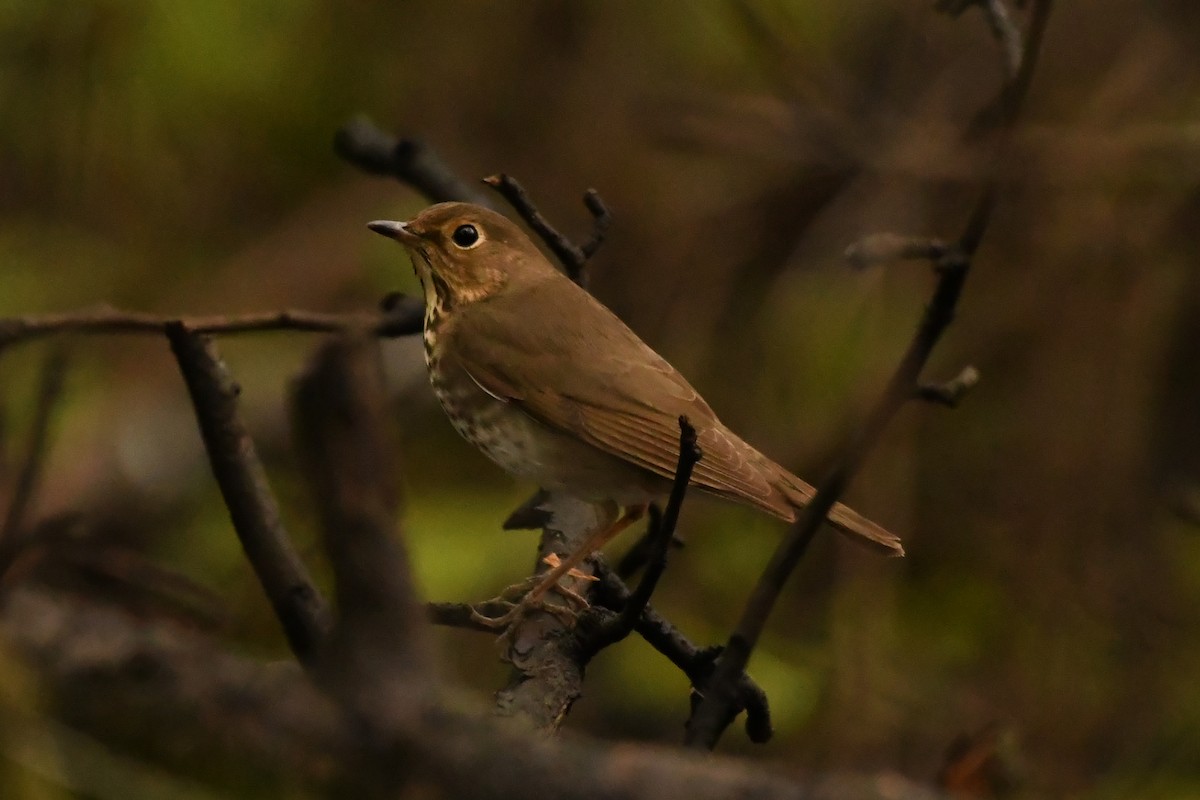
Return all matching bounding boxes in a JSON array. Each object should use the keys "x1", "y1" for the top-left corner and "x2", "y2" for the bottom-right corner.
[{"x1": 776, "y1": 470, "x2": 905, "y2": 557}]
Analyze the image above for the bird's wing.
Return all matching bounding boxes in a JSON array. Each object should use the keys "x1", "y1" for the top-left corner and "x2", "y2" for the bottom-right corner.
[{"x1": 446, "y1": 276, "x2": 786, "y2": 514}]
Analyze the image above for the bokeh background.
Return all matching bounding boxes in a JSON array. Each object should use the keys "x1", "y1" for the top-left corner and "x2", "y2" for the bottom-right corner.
[{"x1": 2, "y1": 1, "x2": 1199, "y2": 797}]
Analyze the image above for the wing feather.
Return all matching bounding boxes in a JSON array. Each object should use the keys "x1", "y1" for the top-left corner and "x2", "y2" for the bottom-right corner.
[{"x1": 446, "y1": 277, "x2": 785, "y2": 513}]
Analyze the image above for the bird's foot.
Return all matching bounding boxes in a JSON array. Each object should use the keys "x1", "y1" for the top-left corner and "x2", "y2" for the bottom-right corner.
[
  {"x1": 539, "y1": 553, "x2": 597, "y2": 610},
  {"x1": 467, "y1": 595, "x2": 577, "y2": 629},
  {"x1": 467, "y1": 559, "x2": 597, "y2": 630}
]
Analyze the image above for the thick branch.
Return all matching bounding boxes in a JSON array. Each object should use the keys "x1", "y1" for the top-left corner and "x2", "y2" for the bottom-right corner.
[
  {"x1": 0, "y1": 586, "x2": 939, "y2": 800},
  {"x1": 492, "y1": 494, "x2": 610, "y2": 730},
  {"x1": 166, "y1": 324, "x2": 331, "y2": 667},
  {"x1": 290, "y1": 335, "x2": 434, "y2": 717}
]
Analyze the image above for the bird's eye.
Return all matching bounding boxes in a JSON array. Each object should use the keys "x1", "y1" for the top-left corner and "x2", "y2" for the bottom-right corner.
[{"x1": 451, "y1": 224, "x2": 480, "y2": 248}]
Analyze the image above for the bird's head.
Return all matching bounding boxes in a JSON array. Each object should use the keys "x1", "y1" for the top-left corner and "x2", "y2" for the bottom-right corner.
[{"x1": 368, "y1": 202, "x2": 551, "y2": 312}]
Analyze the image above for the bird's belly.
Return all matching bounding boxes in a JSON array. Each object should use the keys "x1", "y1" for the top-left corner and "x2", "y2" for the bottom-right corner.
[
  {"x1": 431, "y1": 377, "x2": 540, "y2": 479},
  {"x1": 429, "y1": 367, "x2": 666, "y2": 506}
]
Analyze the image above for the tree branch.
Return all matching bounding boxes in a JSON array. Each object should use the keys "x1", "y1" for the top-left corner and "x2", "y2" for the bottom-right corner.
[
  {"x1": 335, "y1": 115, "x2": 496, "y2": 207},
  {"x1": 290, "y1": 334, "x2": 434, "y2": 723},
  {"x1": 684, "y1": 0, "x2": 1055, "y2": 751},
  {"x1": 580, "y1": 417, "x2": 700, "y2": 654},
  {"x1": 0, "y1": 348, "x2": 68, "y2": 575},
  {"x1": 1, "y1": 585, "x2": 939, "y2": 799},
  {"x1": 166, "y1": 324, "x2": 331, "y2": 667},
  {"x1": 0, "y1": 302, "x2": 424, "y2": 350},
  {"x1": 483, "y1": 173, "x2": 612, "y2": 287}
]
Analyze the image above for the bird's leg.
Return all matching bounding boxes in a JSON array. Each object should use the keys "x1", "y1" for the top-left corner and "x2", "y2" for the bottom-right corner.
[
  {"x1": 523, "y1": 503, "x2": 647, "y2": 607},
  {"x1": 469, "y1": 503, "x2": 648, "y2": 628}
]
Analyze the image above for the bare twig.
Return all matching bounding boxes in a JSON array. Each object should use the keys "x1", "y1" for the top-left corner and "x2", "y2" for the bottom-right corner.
[
  {"x1": 589, "y1": 564, "x2": 773, "y2": 744},
  {"x1": 427, "y1": 600, "x2": 517, "y2": 633},
  {"x1": 684, "y1": 0, "x2": 1054, "y2": 751},
  {"x1": 167, "y1": 324, "x2": 331, "y2": 667},
  {"x1": 0, "y1": 348, "x2": 68, "y2": 550},
  {"x1": 580, "y1": 417, "x2": 700, "y2": 654},
  {"x1": 917, "y1": 365, "x2": 981, "y2": 407},
  {"x1": 483, "y1": 173, "x2": 612, "y2": 287},
  {"x1": 0, "y1": 302, "x2": 424, "y2": 350},
  {"x1": 614, "y1": 506, "x2": 687, "y2": 580},
  {"x1": 335, "y1": 115, "x2": 495, "y2": 207},
  {"x1": 290, "y1": 335, "x2": 433, "y2": 720},
  {"x1": 844, "y1": 233, "x2": 950, "y2": 269}
]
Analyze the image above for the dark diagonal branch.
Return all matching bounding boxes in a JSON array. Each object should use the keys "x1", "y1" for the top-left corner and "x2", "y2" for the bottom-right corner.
[
  {"x1": 588, "y1": 564, "x2": 773, "y2": 744},
  {"x1": 1, "y1": 348, "x2": 67, "y2": 544},
  {"x1": 0, "y1": 301, "x2": 424, "y2": 350},
  {"x1": 0, "y1": 348, "x2": 68, "y2": 579},
  {"x1": 483, "y1": 173, "x2": 612, "y2": 287},
  {"x1": 166, "y1": 324, "x2": 331, "y2": 667},
  {"x1": 684, "y1": 0, "x2": 1054, "y2": 751},
  {"x1": 335, "y1": 115, "x2": 495, "y2": 207},
  {"x1": 580, "y1": 417, "x2": 700, "y2": 654}
]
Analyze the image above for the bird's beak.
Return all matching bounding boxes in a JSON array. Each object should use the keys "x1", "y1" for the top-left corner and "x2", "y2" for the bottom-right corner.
[{"x1": 367, "y1": 220, "x2": 419, "y2": 243}]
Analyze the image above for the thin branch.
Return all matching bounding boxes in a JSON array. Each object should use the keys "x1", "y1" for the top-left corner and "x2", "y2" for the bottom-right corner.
[
  {"x1": 917, "y1": 365, "x2": 981, "y2": 407},
  {"x1": 166, "y1": 323, "x2": 331, "y2": 667},
  {"x1": 335, "y1": 115, "x2": 495, "y2": 207},
  {"x1": 844, "y1": 233, "x2": 950, "y2": 269},
  {"x1": 0, "y1": 301, "x2": 424, "y2": 350},
  {"x1": 482, "y1": 173, "x2": 612, "y2": 288},
  {"x1": 427, "y1": 600, "x2": 517, "y2": 633},
  {"x1": 0, "y1": 348, "x2": 68, "y2": 548},
  {"x1": 589, "y1": 564, "x2": 773, "y2": 744},
  {"x1": 614, "y1": 506, "x2": 683, "y2": 580},
  {"x1": 580, "y1": 417, "x2": 700, "y2": 654},
  {"x1": 684, "y1": 0, "x2": 1054, "y2": 751}
]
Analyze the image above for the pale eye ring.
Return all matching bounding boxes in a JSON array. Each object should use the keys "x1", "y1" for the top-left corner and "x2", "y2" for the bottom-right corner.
[{"x1": 451, "y1": 224, "x2": 481, "y2": 249}]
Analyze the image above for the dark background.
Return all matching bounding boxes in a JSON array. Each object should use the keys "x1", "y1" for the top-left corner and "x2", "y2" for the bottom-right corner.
[{"x1": 1, "y1": 2, "x2": 1198, "y2": 796}]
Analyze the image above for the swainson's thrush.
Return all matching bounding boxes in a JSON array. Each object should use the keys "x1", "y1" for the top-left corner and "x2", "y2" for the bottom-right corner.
[{"x1": 368, "y1": 202, "x2": 902, "y2": 615}]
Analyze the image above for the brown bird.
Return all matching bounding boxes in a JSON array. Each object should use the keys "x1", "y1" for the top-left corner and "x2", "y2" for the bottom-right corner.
[{"x1": 368, "y1": 203, "x2": 902, "y2": 620}]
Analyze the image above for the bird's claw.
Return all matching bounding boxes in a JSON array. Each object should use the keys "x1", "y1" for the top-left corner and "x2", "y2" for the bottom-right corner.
[
  {"x1": 468, "y1": 596, "x2": 578, "y2": 630},
  {"x1": 467, "y1": 557, "x2": 597, "y2": 632}
]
